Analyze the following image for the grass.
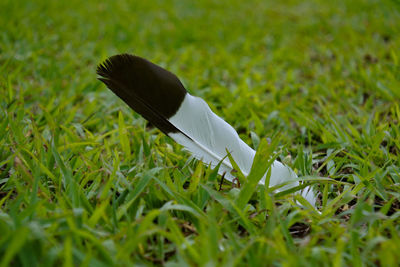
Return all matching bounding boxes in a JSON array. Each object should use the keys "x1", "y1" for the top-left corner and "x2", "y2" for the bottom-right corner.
[{"x1": 1, "y1": 0, "x2": 400, "y2": 265}]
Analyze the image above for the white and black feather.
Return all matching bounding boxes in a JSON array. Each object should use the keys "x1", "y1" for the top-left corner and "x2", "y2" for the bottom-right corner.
[{"x1": 97, "y1": 54, "x2": 316, "y2": 206}]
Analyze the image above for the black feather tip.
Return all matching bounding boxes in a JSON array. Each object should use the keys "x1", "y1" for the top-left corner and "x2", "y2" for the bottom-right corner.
[{"x1": 96, "y1": 54, "x2": 188, "y2": 134}]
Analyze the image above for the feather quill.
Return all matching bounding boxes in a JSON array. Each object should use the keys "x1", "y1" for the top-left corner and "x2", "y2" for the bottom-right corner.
[{"x1": 97, "y1": 54, "x2": 316, "y2": 206}]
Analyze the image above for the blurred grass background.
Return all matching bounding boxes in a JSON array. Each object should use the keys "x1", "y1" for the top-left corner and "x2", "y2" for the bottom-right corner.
[{"x1": 1, "y1": 0, "x2": 400, "y2": 266}]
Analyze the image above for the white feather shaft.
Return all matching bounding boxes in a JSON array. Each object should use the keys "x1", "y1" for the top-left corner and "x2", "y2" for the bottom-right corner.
[{"x1": 168, "y1": 94, "x2": 316, "y2": 206}]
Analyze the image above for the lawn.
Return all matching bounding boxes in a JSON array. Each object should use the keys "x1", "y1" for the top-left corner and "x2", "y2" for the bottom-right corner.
[{"x1": 1, "y1": 0, "x2": 400, "y2": 266}]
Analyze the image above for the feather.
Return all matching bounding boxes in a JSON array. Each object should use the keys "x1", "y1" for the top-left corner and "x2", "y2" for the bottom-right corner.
[{"x1": 97, "y1": 54, "x2": 316, "y2": 206}]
